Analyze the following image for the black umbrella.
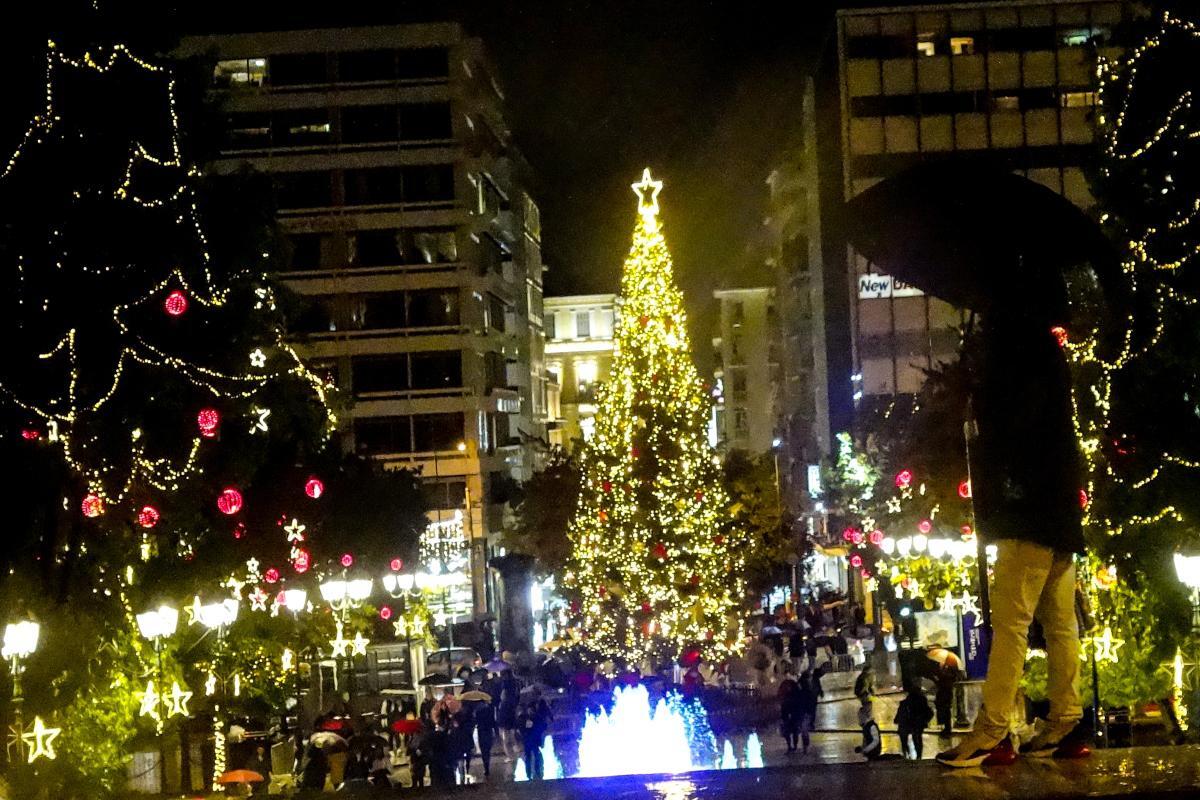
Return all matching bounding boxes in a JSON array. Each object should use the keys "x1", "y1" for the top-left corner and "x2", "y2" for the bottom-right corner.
[
  {"x1": 417, "y1": 675, "x2": 463, "y2": 687},
  {"x1": 844, "y1": 160, "x2": 1124, "y2": 322}
]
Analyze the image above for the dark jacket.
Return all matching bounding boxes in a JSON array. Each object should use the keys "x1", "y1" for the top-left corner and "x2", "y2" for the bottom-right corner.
[
  {"x1": 972, "y1": 315, "x2": 1084, "y2": 553},
  {"x1": 894, "y1": 690, "x2": 934, "y2": 731}
]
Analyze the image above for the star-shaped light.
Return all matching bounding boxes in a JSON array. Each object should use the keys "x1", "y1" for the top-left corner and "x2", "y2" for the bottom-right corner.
[
  {"x1": 283, "y1": 519, "x2": 306, "y2": 543},
  {"x1": 351, "y1": 632, "x2": 370, "y2": 656},
  {"x1": 167, "y1": 681, "x2": 192, "y2": 718},
  {"x1": 138, "y1": 680, "x2": 161, "y2": 721},
  {"x1": 886, "y1": 496, "x2": 903, "y2": 515},
  {"x1": 249, "y1": 587, "x2": 269, "y2": 612},
  {"x1": 631, "y1": 167, "x2": 663, "y2": 222},
  {"x1": 223, "y1": 575, "x2": 246, "y2": 599},
  {"x1": 282, "y1": 648, "x2": 294, "y2": 672},
  {"x1": 249, "y1": 348, "x2": 267, "y2": 368},
  {"x1": 184, "y1": 594, "x2": 204, "y2": 626},
  {"x1": 1086, "y1": 626, "x2": 1125, "y2": 664},
  {"x1": 936, "y1": 590, "x2": 959, "y2": 615},
  {"x1": 21, "y1": 717, "x2": 60, "y2": 763},
  {"x1": 330, "y1": 621, "x2": 350, "y2": 658},
  {"x1": 204, "y1": 672, "x2": 217, "y2": 697},
  {"x1": 250, "y1": 407, "x2": 271, "y2": 434},
  {"x1": 956, "y1": 591, "x2": 982, "y2": 625},
  {"x1": 246, "y1": 557, "x2": 260, "y2": 576},
  {"x1": 7, "y1": 721, "x2": 27, "y2": 763}
]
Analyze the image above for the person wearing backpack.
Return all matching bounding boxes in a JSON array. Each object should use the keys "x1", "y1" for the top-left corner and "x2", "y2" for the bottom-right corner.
[{"x1": 895, "y1": 683, "x2": 935, "y2": 759}]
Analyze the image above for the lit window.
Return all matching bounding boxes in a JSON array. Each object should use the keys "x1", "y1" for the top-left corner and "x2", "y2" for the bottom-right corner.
[
  {"x1": 1061, "y1": 29, "x2": 1092, "y2": 47},
  {"x1": 1061, "y1": 91, "x2": 1098, "y2": 108},
  {"x1": 576, "y1": 360, "x2": 598, "y2": 387},
  {"x1": 993, "y1": 95, "x2": 1020, "y2": 111},
  {"x1": 950, "y1": 37, "x2": 975, "y2": 56},
  {"x1": 733, "y1": 407, "x2": 749, "y2": 433},
  {"x1": 917, "y1": 34, "x2": 937, "y2": 57},
  {"x1": 215, "y1": 58, "x2": 267, "y2": 86},
  {"x1": 575, "y1": 311, "x2": 591, "y2": 338}
]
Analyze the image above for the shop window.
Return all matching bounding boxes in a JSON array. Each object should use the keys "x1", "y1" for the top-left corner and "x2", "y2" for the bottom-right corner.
[{"x1": 214, "y1": 58, "x2": 266, "y2": 87}]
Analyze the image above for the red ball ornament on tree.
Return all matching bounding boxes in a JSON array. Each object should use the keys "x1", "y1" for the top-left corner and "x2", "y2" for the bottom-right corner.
[
  {"x1": 641, "y1": 602, "x2": 651, "y2": 613},
  {"x1": 958, "y1": 479, "x2": 972, "y2": 499},
  {"x1": 895, "y1": 469, "x2": 913, "y2": 489},
  {"x1": 20, "y1": 428, "x2": 40, "y2": 441},
  {"x1": 713, "y1": 534, "x2": 724, "y2": 546},
  {"x1": 138, "y1": 505, "x2": 160, "y2": 528},
  {"x1": 689, "y1": 574, "x2": 700, "y2": 586},
  {"x1": 340, "y1": 553, "x2": 354, "y2": 568},
  {"x1": 850, "y1": 553, "x2": 863, "y2": 568},
  {"x1": 293, "y1": 550, "x2": 311, "y2": 574},
  {"x1": 851, "y1": 530, "x2": 864, "y2": 545},
  {"x1": 918, "y1": 519, "x2": 932, "y2": 534},
  {"x1": 390, "y1": 557, "x2": 404, "y2": 572},
  {"x1": 264, "y1": 568, "x2": 280, "y2": 584},
  {"x1": 197, "y1": 408, "x2": 220, "y2": 438},
  {"x1": 842, "y1": 527, "x2": 858, "y2": 542},
  {"x1": 305, "y1": 478, "x2": 324, "y2": 499},
  {"x1": 569, "y1": 600, "x2": 581, "y2": 614},
  {"x1": 868, "y1": 529, "x2": 884, "y2": 545},
  {"x1": 379, "y1": 606, "x2": 393, "y2": 621},
  {"x1": 233, "y1": 523, "x2": 246, "y2": 540},
  {"x1": 217, "y1": 487, "x2": 243, "y2": 515},
  {"x1": 631, "y1": 446, "x2": 640, "y2": 459},
  {"x1": 1079, "y1": 489, "x2": 1089, "y2": 510},
  {"x1": 164, "y1": 290, "x2": 189, "y2": 316},
  {"x1": 602, "y1": 481, "x2": 612, "y2": 493},
  {"x1": 861, "y1": 568, "x2": 872, "y2": 579},
  {"x1": 1050, "y1": 325, "x2": 1068, "y2": 348},
  {"x1": 961, "y1": 525, "x2": 974, "y2": 536},
  {"x1": 81, "y1": 494, "x2": 104, "y2": 518},
  {"x1": 652, "y1": 542, "x2": 668, "y2": 560}
]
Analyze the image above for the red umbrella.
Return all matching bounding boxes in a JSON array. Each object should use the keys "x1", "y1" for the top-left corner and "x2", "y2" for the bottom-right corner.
[
  {"x1": 390, "y1": 718, "x2": 422, "y2": 735},
  {"x1": 217, "y1": 769, "x2": 264, "y2": 785}
]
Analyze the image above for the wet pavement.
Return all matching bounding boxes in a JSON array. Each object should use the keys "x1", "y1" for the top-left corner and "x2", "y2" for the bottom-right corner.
[{"x1": 447, "y1": 745, "x2": 1200, "y2": 800}]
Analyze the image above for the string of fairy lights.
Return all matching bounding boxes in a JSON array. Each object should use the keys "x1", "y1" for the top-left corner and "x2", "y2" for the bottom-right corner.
[
  {"x1": 565, "y1": 170, "x2": 746, "y2": 666},
  {"x1": 1, "y1": 40, "x2": 336, "y2": 507}
]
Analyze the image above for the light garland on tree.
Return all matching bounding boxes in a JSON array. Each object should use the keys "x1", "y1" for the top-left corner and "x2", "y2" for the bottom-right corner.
[{"x1": 564, "y1": 169, "x2": 746, "y2": 665}]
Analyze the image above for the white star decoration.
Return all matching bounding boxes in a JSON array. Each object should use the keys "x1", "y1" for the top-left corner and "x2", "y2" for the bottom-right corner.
[
  {"x1": 936, "y1": 590, "x2": 983, "y2": 626},
  {"x1": 204, "y1": 672, "x2": 217, "y2": 697},
  {"x1": 283, "y1": 519, "x2": 306, "y2": 543},
  {"x1": 1083, "y1": 626, "x2": 1125, "y2": 664},
  {"x1": 184, "y1": 594, "x2": 204, "y2": 626},
  {"x1": 631, "y1": 167, "x2": 663, "y2": 220},
  {"x1": 886, "y1": 496, "x2": 903, "y2": 514},
  {"x1": 250, "y1": 406, "x2": 270, "y2": 434},
  {"x1": 167, "y1": 681, "x2": 192, "y2": 718},
  {"x1": 138, "y1": 681, "x2": 160, "y2": 721},
  {"x1": 351, "y1": 632, "x2": 370, "y2": 656},
  {"x1": 246, "y1": 558, "x2": 260, "y2": 576},
  {"x1": 330, "y1": 621, "x2": 350, "y2": 658},
  {"x1": 249, "y1": 348, "x2": 267, "y2": 368},
  {"x1": 282, "y1": 648, "x2": 294, "y2": 671},
  {"x1": 249, "y1": 587, "x2": 269, "y2": 612},
  {"x1": 21, "y1": 717, "x2": 60, "y2": 763}
]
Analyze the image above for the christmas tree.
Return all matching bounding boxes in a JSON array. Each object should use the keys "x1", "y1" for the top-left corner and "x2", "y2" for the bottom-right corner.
[{"x1": 565, "y1": 169, "x2": 744, "y2": 666}]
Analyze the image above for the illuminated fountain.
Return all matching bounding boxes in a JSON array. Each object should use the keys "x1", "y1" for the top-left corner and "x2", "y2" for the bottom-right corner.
[{"x1": 513, "y1": 684, "x2": 763, "y2": 781}]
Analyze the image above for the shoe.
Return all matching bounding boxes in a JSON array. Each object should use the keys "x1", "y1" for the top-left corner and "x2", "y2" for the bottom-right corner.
[
  {"x1": 1019, "y1": 723, "x2": 1087, "y2": 759},
  {"x1": 983, "y1": 736, "x2": 1017, "y2": 767},
  {"x1": 936, "y1": 733, "x2": 1008, "y2": 768}
]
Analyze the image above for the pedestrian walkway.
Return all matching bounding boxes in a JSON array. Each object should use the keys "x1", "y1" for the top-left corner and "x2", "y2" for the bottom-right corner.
[{"x1": 448, "y1": 745, "x2": 1200, "y2": 800}]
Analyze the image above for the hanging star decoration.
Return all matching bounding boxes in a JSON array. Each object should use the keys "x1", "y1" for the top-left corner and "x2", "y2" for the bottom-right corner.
[
  {"x1": 6, "y1": 722, "x2": 25, "y2": 763},
  {"x1": 204, "y1": 672, "x2": 217, "y2": 697},
  {"x1": 21, "y1": 717, "x2": 60, "y2": 763},
  {"x1": 956, "y1": 591, "x2": 982, "y2": 625},
  {"x1": 1083, "y1": 626, "x2": 1125, "y2": 664},
  {"x1": 283, "y1": 518, "x2": 306, "y2": 543},
  {"x1": 330, "y1": 620, "x2": 351, "y2": 658},
  {"x1": 282, "y1": 648, "x2": 294, "y2": 672},
  {"x1": 167, "y1": 681, "x2": 192, "y2": 718},
  {"x1": 249, "y1": 348, "x2": 267, "y2": 368},
  {"x1": 351, "y1": 632, "x2": 370, "y2": 657},
  {"x1": 249, "y1": 587, "x2": 269, "y2": 612},
  {"x1": 250, "y1": 406, "x2": 271, "y2": 434},
  {"x1": 886, "y1": 496, "x2": 904, "y2": 515},
  {"x1": 936, "y1": 590, "x2": 959, "y2": 615},
  {"x1": 246, "y1": 557, "x2": 260, "y2": 576},
  {"x1": 138, "y1": 680, "x2": 161, "y2": 722},
  {"x1": 184, "y1": 595, "x2": 204, "y2": 626},
  {"x1": 223, "y1": 575, "x2": 245, "y2": 599}
]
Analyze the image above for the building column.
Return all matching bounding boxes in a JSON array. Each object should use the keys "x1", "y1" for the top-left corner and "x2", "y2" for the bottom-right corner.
[{"x1": 490, "y1": 553, "x2": 535, "y2": 654}]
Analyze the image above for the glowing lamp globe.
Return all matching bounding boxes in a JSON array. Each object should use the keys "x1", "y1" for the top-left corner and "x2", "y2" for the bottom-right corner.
[
  {"x1": 1175, "y1": 553, "x2": 1200, "y2": 591},
  {"x1": 912, "y1": 533, "x2": 929, "y2": 553},
  {"x1": 880, "y1": 537, "x2": 896, "y2": 556},
  {"x1": 138, "y1": 505, "x2": 160, "y2": 528},
  {"x1": 282, "y1": 589, "x2": 307, "y2": 611},
  {"x1": 2, "y1": 621, "x2": 40, "y2": 660},
  {"x1": 928, "y1": 538, "x2": 948, "y2": 559},
  {"x1": 81, "y1": 494, "x2": 104, "y2": 518},
  {"x1": 197, "y1": 408, "x2": 220, "y2": 438},
  {"x1": 305, "y1": 478, "x2": 324, "y2": 499},
  {"x1": 216, "y1": 488, "x2": 243, "y2": 515},
  {"x1": 164, "y1": 290, "x2": 189, "y2": 316}
]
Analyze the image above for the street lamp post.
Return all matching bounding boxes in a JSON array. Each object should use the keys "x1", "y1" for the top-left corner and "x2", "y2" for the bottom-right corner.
[
  {"x1": 196, "y1": 599, "x2": 239, "y2": 790},
  {"x1": 319, "y1": 577, "x2": 373, "y2": 706},
  {"x1": 281, "y1": 588, "x2": 307, "y2": 735},
  {"x1": 1174, "y1": 554, "x2": 1200, "y2": 734},
  {"x1": 136, "y1": 605, "x2": 179, "y2": 791},
  {"x1": 2, "y1": 621, "x2": 40, "y2": 763},
  {"x1": 383, "y1": 571, "x2": 431, "y2": 689}
]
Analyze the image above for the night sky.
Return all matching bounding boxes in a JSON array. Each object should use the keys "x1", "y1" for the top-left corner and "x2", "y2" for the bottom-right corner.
[{"x1": 7, "y1": 1, "x2": 899, "y2": 363}]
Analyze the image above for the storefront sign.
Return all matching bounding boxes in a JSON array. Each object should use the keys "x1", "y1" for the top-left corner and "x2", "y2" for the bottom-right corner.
[{"x1": 858, "y1": 274, "x2": 924, "y2": 300}]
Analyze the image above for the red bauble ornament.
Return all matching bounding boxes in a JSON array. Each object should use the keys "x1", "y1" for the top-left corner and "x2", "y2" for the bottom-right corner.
[
  {"x1": 842, "y1": 527, "x2": 858, "y2": 542},
  {"x1": 631, "y1": 446, "x2": 640, "y2": 458},
  {"x1": 264, "y1": 568, "x2": 280, "y2": 584},
  {"x1": 197, "y1": 408, "x2": 220, "y2": 438},
  {"x1": 850, "y1": 554, "x2": 863, "y2": 568},
  {"x1": 641, "y1": 602, "x2": 651, "y2": 613},
  {"x1": 390, "y1": 557, "x2": 404, "y2": 572},
  {"x1": 961, "y1": 525, "x2": 974, "y2": 536},
  {"x1": 81, "y1": 494, "x2": 104, "y2": 518},
  {"x1": 713, "y1": 534, "x2": 724, "y2": 546},
  {"x1": 305, "y1": 478, "x2": 324, "y2": 499},
  {"x1": 695, "y1": 490, "x2": 704, "y2": 501},
  {"x1": 379, "y1": 606, "x2": 393, "y2": 621},
  {"x1": 868, "y1": 529, "x2": 884, "y2": 545},
  {"x1": 293, "y1": 550, "x2": 311, "y2": 573},
  {"x1": 851, "y1": 530, "x2": 864, "y2": 545},
  {"x1": 233, "y1": 523, "x2": 246, "y2": 540},
  {"x1": 217, "y1": 487, "x2": 243, "y2": 515},
  {"x1": 688, "y1": 574, "x2": 700, "y2": 586},
  {"x1": 20, "y1": 428, "x2": 40, "y2": 440},
  {"x1": 861, "y1": 568, "x2": 872, "y2": 579},
  {"x1": 340, "y1": 553, "x2": 354, "y2": 568},
  {"x1": 895, "y1": 469, "x2": 913, "y2": 489},
  {"x1": 138, "y1": 505, "x2": 160, "y2": 528},
  {"x1": 958, "y1": 479, "x2": 972, "y2": 499},
  {"x1": 1050, "y1": 325, "x2": 1068, "y2": 348},
  {"x1": 164, "y1": 290, "x2": 189, "y2": 316},
  {"x1": 652, "y1": 542, "x2": 668, "y2": 560},
  {"x1": 1079, "y1": 489, "x2": 1089, "y2": 510},
  {"x1": 569, "y1": 600, "x2": 581, "y2": 613},
  {"x1": 602, "y1": 481, "x2": 612, "y2": 493},
  {"x1": 918, "y1": 519, "x2": 932, "y2": 534}
]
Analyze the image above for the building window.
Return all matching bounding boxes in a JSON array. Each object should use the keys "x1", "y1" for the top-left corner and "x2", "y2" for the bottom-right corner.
[
  {"x1": 993, "y1": 95, "x2": 1020, "y2": 112},
  {"x1": 730, "y1": 369, "x2": 747, "y2": 399},
  {"x1": 274, "y1": 171, "x2": 333, "y2": 210},
  {"x1": 488, "y1": 295, "x2": 508, "y2": 332},
  {"x1": 1061, "y1": 91, "x2": 1098, "y2": 108},
  {"x1": 273, "y1": 109, "x2": 332, "y2": 146},
  {"x1": 950, "y1": 37, "x2": 975, "y2": 56},
  {"x1": 400, "y1": 103, "x2": 454, "y2": 140},
  {"x1": 284, "y1": 233, "x2": 323, "y2": 270},
  {"x1": 545, "y1": 313, "x2": 557, "y2": 340},
  {"x1": 352, "y1": 355, "x2": 410, "y2": 395},
  {"x1": 396, "y1": 47, "x2": 451, "y2": 80},
  {"x1": 917, "y1": 33, "x2": 937, "y2": 57},
  {"x1": 576, "y1": 360, "x2": 598, "y2": 389},
  {"x1": 338, "y1": 49, "x2": 397, "y2": 83},
  {"x1": 341, "y1": 105, "x2": 399, "y2": 144},
  {"x1": 733, "y1": 407, "x2": 749, "y2": 434},
  {"x1": 269, "y1": 53, "x2": 328, "y2": 87},
  {"x1": 575, "y1": 311, "x2": 591, "y2": 338},
  {"x1": 214, "y1": 58, "x2": 266, "y2": 87}
]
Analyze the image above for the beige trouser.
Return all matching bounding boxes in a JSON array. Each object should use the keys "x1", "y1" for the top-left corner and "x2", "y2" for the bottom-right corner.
[{"x1": 976, "y1": 539, "x2": 1082, "y2": 740}]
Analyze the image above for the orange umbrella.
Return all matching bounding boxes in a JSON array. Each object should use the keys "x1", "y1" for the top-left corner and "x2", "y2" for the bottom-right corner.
[{"x1": 217, "y1": 769, "x2": 264, "y2": 784}]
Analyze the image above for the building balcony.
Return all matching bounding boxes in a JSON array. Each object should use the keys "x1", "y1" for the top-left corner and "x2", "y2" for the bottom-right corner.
[
  {"x1": 217, "y1": 136, "x2": 457, "y2": 160},
  {"x1": 278, "y1": 198, "x2": 458, "y2": 220},
  {"x1": 280, "y1": 261, "x2": 471, "y2": 293}
]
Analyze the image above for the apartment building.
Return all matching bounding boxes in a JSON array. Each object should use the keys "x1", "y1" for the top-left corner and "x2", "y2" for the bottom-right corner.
[
  {"x1": 178, "y1": 24, "x2": 549, "y2": 617},
  {"x1": 836, "y1": 0, "x2": 1133, "y2": 403},
  {"x1": 543, "y1": 294, "x2": 617, "y2": 450},
  {"x1": 712, "y1": 287, "x2": 780, "y2": 456}
]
